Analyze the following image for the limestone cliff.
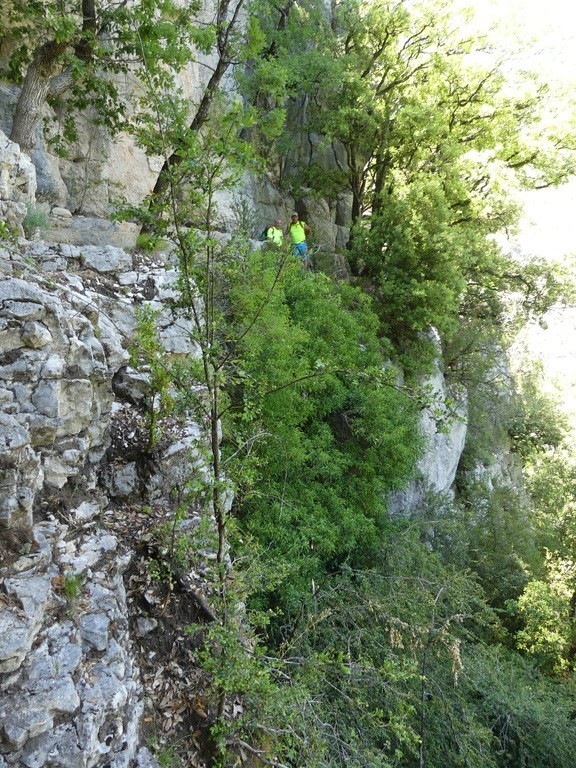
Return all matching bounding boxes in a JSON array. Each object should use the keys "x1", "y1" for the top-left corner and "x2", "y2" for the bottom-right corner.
[{"x1": 0, "y1": 131, "x2": 216, "y2": 768}]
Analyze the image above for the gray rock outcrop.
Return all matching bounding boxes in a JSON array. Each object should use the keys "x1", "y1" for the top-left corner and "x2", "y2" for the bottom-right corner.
[
  {"x1": 0, "y1": 219, "x2": 206, "y2": 510},
  {"x1": 388, "y1": 346, "x2": 468, "y2": 515},
  {"x1": 0, "y1": 129, "x2": 36, "y2": 235},
  {"x1": 0, "y1": 131, "x2": 212, "y2": 768},
  {"x1": 0, "y1": 521, "x2": 150, "y2": 768},
  {"x1": 0, "y1": 239, "x2": 208, "y2": 766}
]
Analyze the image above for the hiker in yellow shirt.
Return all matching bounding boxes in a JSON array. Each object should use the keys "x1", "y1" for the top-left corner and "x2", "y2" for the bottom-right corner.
[
  {"x1": 266, "y1": 219, "x2": 284, "y2": 246},
  {"x1": 286, "y1": 212, "x2": 312, "y2": 266}
]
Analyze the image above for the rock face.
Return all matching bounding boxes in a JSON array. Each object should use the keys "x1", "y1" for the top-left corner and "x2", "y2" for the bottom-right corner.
[
  {"x1": 388, "y1": 351, "x2": 468, "y2": 515},
  {"x1": 0, "y1": 233, "x2": 214, "y2": 765},
  {"x1": 0, "y1": 137, "x2": 212, "y2": 768},
  {"x1": 46, "y1": 216, "x2": 140, "y2": 251},
  {"x1": 0, "y1": 236, "x2": 205, "y2": 514},
  {"x1": 0, "y1": 240, "x2": 186, "y2": 766},
  {"x1": 0, "y1": 520, "x2": 148, "y2": 768},
  {"x1": 0, "y1": 273, "x2": 116, "y2": 521},
  {"x1": 0, "y1": 29, "x2": 219, "y2": 217},
  {"x1": 0, "y1": 129, "x2": 36, "y2": 235}
]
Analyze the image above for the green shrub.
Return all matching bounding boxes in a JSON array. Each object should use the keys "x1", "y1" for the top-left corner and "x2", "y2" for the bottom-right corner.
[
  {"x1": 135, "y1": 231, "x2": 170, "y2": 253},
  {"x1": 223, "y1": 251, "x2": 422, "y2": 610},
  {"x1": 22, "y1": 203, "x2": 49, "y2": 239}
]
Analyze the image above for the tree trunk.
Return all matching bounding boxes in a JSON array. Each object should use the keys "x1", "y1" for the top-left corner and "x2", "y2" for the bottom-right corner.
[
  {"x1": 345, "y1": 145, "x2": 364, "y2": 259},
  {"x1": 148, "y1": 56, "x2": 230, "y2": 204},
  {"x1": 10, "y1": 1, "x2": 98, "y2": 155},
  {"x1": 10, "y1": 41, "x2": 68, "y2": 154},
  {"x1": 567, "y1": 588, "x2": 576, "y2": 670},
  {"x1": 149, "y1": 0, "x2": 246, "y2": 205}
]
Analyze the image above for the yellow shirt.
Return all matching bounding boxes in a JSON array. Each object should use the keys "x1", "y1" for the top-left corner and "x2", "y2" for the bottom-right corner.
[
  {"x1": 289, "y1": 221, "x2": 307, "y2": 244},
  {"x1": 267, "y1": 226, "x2": 283, "y2": 246}
]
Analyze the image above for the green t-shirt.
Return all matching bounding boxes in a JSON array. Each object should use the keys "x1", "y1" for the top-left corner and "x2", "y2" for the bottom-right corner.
[
  {"x1": 289, "y1": 221, "x2": 307, "y2": 244},
  {"x1": 267, "y1": 226, "x2": 283, "y2": 246}
]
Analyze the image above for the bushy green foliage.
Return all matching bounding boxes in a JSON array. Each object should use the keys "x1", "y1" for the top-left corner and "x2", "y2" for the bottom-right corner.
[
  {"x1": 508, "y1": 361, "x2": 569, "y2": 459},
  {"x1": 350, "y1": 176, "x2": 469, "y2": 345},
  {"x1": 515, "y1": 560, "x2": 576, "y2": 674},
  {"x1": 524, "y1": 447, "x2": 576, "y2": 554},
  {"x1": 234, "y1": 515, "x2": 576, "y2": 768},
  {"x1": 245, "y1": 0, "x2": 576, "y2": 369},
  {"x1": 3, "y1": 0, "x2": 213, "y2": 148},
  {"x1": 282, "y1": 511, "x2": 576, "y2": 768},
  {"x1": 0, "y1": 220, "x2": 17, "y2": 245},
  {"x1": 462, "y1": 644, "x2": 576, "y2": 767},
  {"x1": 220, "y1": 249, "x2": 421, "y2": 612},
  {"x1": 507, "y1": 443, "x2": 576, "y2": 675},
  {"x1": 441, "y1": 483, "x2": 538, "y2": 617}
]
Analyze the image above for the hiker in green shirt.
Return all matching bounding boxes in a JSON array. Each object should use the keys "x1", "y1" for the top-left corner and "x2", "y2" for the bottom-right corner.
[
  {"x1": 266, "y1": 219, "x2": 284, "y2": 246},
  {"x1": 286, "y1": 212, "x2": 312, "y2": 265}
]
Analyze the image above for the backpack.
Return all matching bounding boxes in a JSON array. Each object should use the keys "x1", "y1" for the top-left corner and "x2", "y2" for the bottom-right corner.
[{"x1": 259, "y1": 227, "x2": 269, "y2": 241}]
